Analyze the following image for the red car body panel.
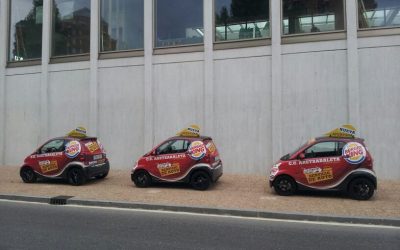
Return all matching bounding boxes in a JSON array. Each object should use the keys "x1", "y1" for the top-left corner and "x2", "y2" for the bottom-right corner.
[
  {"x1": 269, "y1": 137, "x2": 376, "y2": 191},
  {"x1": 133, "y1": 136, "x2": 223, "y2": 183}
]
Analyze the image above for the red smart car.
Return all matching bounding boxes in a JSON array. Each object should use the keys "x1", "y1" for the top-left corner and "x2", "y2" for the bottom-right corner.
[
  {"x1": 269, "y1": 125, "x2": 377, "y2": 200},
  {"x1": 20, "y1": 128, "x2": 109, "y2": 186},
  {"x1": 131, "y1": 126, "x2": 223, "y2": 190}
]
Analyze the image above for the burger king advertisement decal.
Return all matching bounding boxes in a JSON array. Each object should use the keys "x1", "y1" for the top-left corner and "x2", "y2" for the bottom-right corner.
[
  {"x1": 65, "y1": 140, "x2": 81, "y2": 158},
  {"x1": 188, "y1": 141, "x2": 206, "y2": 160},
  {"x1": 342, "y1": 142, "x2": 366, "y2": 164}
]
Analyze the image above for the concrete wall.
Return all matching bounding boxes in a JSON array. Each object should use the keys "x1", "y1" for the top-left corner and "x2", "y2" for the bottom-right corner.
[{"x1": 1, "y1": 0, "x2": 400, "y2": 179}]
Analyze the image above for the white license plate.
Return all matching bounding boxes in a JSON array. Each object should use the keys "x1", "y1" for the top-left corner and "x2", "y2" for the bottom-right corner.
[{"x1": 93, "y1": 154, "x2": 103, "y2": 160}]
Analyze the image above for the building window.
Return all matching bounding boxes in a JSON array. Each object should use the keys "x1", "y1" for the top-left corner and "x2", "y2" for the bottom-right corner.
[
  {"x1": 358, "y1": 0, "x2": 400, "y2": 29},
  {"x1": 100, "y1": 0, "x2": 144, "y2": 52},
  {"x1": 8, "y1": 0, "x2": 43, "y2": 62},
  {"x1": 52, "y1": 0, "x2": 91, "y2": 57},
  {"x1": 155, "y1": 0, "x2": 203, "y2": 48},
  {"x1": 215, "y1": 0, "x2": 270, "y2": 42},
  {"x1": 282, "y1": 0, "x2": 345, "y2": 35}
]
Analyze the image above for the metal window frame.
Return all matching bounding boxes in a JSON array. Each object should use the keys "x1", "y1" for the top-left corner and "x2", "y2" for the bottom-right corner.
[
  {"x1": 356, "y1": 0, "x2": 400, "y2": 37},
  {"x1": 98, "y1": 0, "x2": 145, "y2": 59},
  {"x1": 152, "y1": 0, "x2": 205, "y2": 54},
  {"x1": 6, "y1": 0, "x2": 43, "y2": 66},
  {"x1": 49, "y1": 0, "x2": 90, "y2": 63},
  {"x1": 213, "y1": 0, "x2": 272, "y2": 49},
  {"x1": 281, "y1": 0, "x2": 347, "y2": 43}
]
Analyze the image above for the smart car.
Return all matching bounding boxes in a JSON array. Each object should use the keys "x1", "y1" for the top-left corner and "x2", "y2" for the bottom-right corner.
[
  {"x1": 131, "y1": 125, "x2": 223, "y2": 190},
  {"x1": 20, "y1": 127, "x2": 109, "y2": 186},
  {"x1": 269, "y1": 125, "x2": 377, "y2": 200}
]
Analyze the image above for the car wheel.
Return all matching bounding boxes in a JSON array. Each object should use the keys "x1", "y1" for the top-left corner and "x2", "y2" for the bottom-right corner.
[
  {"x1": 67, "y1": 167, "x2": 86, "y2": 186},
  {"x1": 132, "y1": 171, "x2": 151, "y2": 188},
  {"x1": 20, "y1": 167, "x2": 37, "y2": 183},
  {"x1": 95, "y1": 171, "x2": 109, "y2": 179},
  {"x1": 190, "y1": 171, "x2": 211, "y2": 191},
  {"x1": 273, "y1": 176, "x2": 296, "y2": 196},
  {"x1": 348, "y1": 178, "x2": 374, "y2": 200}
]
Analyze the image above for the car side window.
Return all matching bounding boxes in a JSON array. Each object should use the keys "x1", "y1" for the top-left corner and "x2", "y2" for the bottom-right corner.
[
  {"x1": 304, "y1": 141, "x2": 342, "y2": 158},
  {"x1": 156, "y1": 140, "x2": 190, "y2": 155},
  {"x1": 40, "y1": 139, "x2": 65, "y2": 154}
]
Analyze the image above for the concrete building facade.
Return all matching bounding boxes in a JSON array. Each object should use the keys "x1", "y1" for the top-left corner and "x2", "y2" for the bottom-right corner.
[{"x1": 0, "y1": 0, "x2": 399, "y2": 179}]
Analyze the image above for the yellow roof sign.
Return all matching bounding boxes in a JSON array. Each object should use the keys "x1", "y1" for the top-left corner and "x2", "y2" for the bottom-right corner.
[
  {"x1": 177, "y1": 124, "x2": 200, "y2": 137},
  {"x1": 67, "y1": 127, "x2": 87, "y2": 139},
  {"x1": 325, "y1": 124, "x2": 356, "y2": 138}
]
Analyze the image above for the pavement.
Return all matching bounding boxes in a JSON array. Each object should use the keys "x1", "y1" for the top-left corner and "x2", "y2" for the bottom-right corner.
[{"x1": 1, "y1": 166, "x2": 399, "y2": 226}]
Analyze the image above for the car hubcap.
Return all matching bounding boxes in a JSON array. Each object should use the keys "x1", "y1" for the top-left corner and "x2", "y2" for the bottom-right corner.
[
  {"x1": 71, "y1": 170, "x2": 79, "y2": 183},
  {"x1": 355, "y1": 183, "x2": 370, "y2": 197},
  {"x1": 24, "y1": 170, "x2": 33, "y2": 181},
  {"x1": 195, "y1": 176, "x2": 207, "y2": 187},
  {"x1": 138, "y1": 174, "x2": 146, "y2": 184},
  {"x1": 278, "y1": 180, "x2": 291, "y2": 192}
]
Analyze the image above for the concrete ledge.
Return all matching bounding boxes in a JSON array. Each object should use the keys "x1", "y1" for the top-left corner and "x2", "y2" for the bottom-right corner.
[{"x1": 1, "y1": 194, "x2": 399, "y2": 227}]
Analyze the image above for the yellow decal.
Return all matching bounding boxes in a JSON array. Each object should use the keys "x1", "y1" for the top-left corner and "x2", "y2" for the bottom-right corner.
[
  {"x1": 206, "y1": 142, "x2": 216, "y2": 154},
  {"x1": 85, "y1": 141, "x2": 99, "y2": 153},
  {"x1": 67, "y1": 126, "x2": 87, "y2": 138},
  {"x1": 304, "y1": 167, "x2": 333, "y2": 184},
  {"x1": 39, "y1": 160, "x2": 58, "y2": 173},
  {"x1": 177, "y1": 124, "x2": 200, "y2": 137},
  {"x1": 325, "y1": 124, "x2": 356, "y2": 138},
  {"x1": 157, "y1": 163, "x2": 181, "y2": 177}
]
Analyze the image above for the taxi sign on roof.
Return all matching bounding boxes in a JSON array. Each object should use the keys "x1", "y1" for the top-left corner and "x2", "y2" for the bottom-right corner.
[
  {"x1": 325, "y1": 124, "x2": 356, "y2": 138},
  {"x1": 67, "y1": 127, "x2": 87, "y2": 138},
  {"x1": 177, "y1": 124, "x2": 200, "y2": 137}
]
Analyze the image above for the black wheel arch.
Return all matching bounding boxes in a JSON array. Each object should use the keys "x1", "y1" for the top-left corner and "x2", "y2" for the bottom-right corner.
[
  {"x1": 273, "y1": 174, "x2": 297, "y2": 187},
  {"x1": 340, "y1": 171, "x2": 377, "y2": 191},
  {"x1": 186, "y1": 166, "x2": 212, "y2": 183}
]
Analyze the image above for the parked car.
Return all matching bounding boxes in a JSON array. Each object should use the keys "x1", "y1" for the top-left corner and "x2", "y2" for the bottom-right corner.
[
  {"x1": 131, "y1": 125, "x2": 223, "y2": 190},
  {"x1": 20, "y1": 127, "x2": 109, "y2": 185},
  {"x1": 269, "y1": 125, "x2": 377, "y2": 200}
]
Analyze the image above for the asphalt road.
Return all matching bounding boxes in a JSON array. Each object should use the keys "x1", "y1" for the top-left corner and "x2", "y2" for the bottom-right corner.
[{"x1": 0, "y1": 200, "x2": 399, "y2": 250}]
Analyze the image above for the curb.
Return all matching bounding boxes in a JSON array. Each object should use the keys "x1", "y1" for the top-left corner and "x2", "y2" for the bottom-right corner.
[{"x1": 1, "y1": 194, "x2": 399, "y2": 227}]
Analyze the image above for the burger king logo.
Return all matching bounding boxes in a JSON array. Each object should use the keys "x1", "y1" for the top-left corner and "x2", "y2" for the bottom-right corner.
[
  {"x1": 65, "y1": 140, "x2": 81, "y2": 158},
  {"x1": 188, "y1": 141, "x2": 206, "y2": 160},
  {"x1": 342, "y1": 142, "x2": 366, "y2": 164}
]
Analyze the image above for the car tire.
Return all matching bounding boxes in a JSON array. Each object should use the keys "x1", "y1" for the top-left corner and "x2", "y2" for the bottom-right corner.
[
  {"x1": 132, "y1": 170, "x2": 152, "y2": 188},
  {"x1": 67, "y1": 167, "x2": 86, "y2": 186},
  {"x1": 273, "y1": 175, "x2": 296, "y2": 196},
  {"x1": 95, "y1": 171, "x2": 109, "y2": 179},
  {"x1": 20, "y1": 167, "x2": 37, "y2": 183},
  {"x1": 190, "y1": 171, "x2": 211, "y2": 191},
  {"x1": 348, "y1": 178, "x2": 374, "y2": 200}
]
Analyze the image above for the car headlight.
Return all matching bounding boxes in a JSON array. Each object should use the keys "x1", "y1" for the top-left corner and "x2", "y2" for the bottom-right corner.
[{"x1": 269, "y1": 163, "x2": 281, "y2": 177}]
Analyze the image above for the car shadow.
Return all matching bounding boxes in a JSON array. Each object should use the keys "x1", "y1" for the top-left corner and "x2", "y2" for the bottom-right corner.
[
  {"x1": 35, "y1": 177, "x2": 107, "y2": 186},
  {"x1": 295, "y1": 189, "x2": 348, "y2": 199}
]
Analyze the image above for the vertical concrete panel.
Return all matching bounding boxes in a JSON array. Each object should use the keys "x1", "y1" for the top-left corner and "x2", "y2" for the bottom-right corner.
[
  {"x1": 98, "y1": 66, "x2": 145, "y2": 168},
  {"x1": 214, "y1": 56, "x2": 272, "y2": 173},
  {"x1": 48, "y1": 70, "x2": 90, "y2": 137},
  {"x1": 281, "y1": 50, "x2": 348, "y2": 154},
  {"x1": 359, "y1": 46, "x2": 400, "y2": 180},
  {"x1": 5, "y1": 74, "x2": 41, "y2": 164},
  {"x1": 152, "y1": 61, "x2": 204, "y2": 143}
]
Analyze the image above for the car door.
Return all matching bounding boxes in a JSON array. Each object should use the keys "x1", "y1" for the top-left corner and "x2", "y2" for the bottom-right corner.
[
  {"x1": 147, "y1": 139, "x2": 192, "y2": 180},
  {"x1": 295, "y1": 141, "x2": 347, "y2": 188},
  {"x1": 31, "y1": 139, "x2": 69, "y2": 176}
]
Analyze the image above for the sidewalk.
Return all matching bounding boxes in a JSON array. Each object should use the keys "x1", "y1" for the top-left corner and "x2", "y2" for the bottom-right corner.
[{"x1": 1, "y1": 166, "x2": 399, "y2": 220}]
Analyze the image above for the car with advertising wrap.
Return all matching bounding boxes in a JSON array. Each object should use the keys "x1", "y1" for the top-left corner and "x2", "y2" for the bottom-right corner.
[
  {"x1": 20, "y1": 127, "x2": 109, "y2": 186},
  {"x1": 269, "y1": 125, "x2": 377, "y2": 200},
  {"x1": 131, "y1": 125, "x2": 223, "y2": 190}
]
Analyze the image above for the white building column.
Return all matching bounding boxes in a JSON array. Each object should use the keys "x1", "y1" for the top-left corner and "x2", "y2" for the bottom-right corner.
[
  {"x1": 271, "y1": 0, "x2": 283, "y2": 159},
  {"x1": 39, "y1": 0, "x2": 51, "y2": 141},
  {"x1": 203, "y1": 0, "x2": 214, "y2": 135},
  {"x1": 144, "y1": 0, "x2": 154, "y2": 150},
  {"x1": 346, "y1": 0, "x2": 361, "y2": 128},
  {"x1": 89, "y1": 0, "x2": 99, "y2": 135},
  {"x1": 0, "y1": 0, "x2": 8, "y2": 164}
]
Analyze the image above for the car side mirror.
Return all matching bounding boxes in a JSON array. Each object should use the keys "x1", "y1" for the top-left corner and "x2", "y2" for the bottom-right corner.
[{"x1": 299, "y1": 153, "x2": 305, "y2": 160}]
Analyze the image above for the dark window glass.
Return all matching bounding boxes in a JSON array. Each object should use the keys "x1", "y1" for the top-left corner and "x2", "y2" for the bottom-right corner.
[
  {"x1": 52, "y1": 0, "x2": 91, "y2": 56},
  {"x1": 100, "y1": 0, "x2": 144, "y2": 52},
  {"x1": 215, "y1": 0, "x2": 270, "y2": 41},
  {"x1": 358, "y1": 0, "x2": 400, "y2": 29},
  {"x1": 40, "y1": 139, "x2": 65, "y2": 154},
  {"x1": 282, "y1": 0, "x2": 345, "y2": 35},
  {"x1": 156, "y1": 140, "x2": 190, "y2": 155},
  {"x1": 304, "y1": 142, "x2": 342, "y2": 158},
  {"x1": 155, "y1": 0, "x2": 203, "y2": 47},
  {"x1": 8, "y1": 0, "x2": 43, "y2": 62}
]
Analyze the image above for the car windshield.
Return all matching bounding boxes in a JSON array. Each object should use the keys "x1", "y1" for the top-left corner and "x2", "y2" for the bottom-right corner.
[{"x1": 280, "y1": 141, "x2": 310, "y2": 160}]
